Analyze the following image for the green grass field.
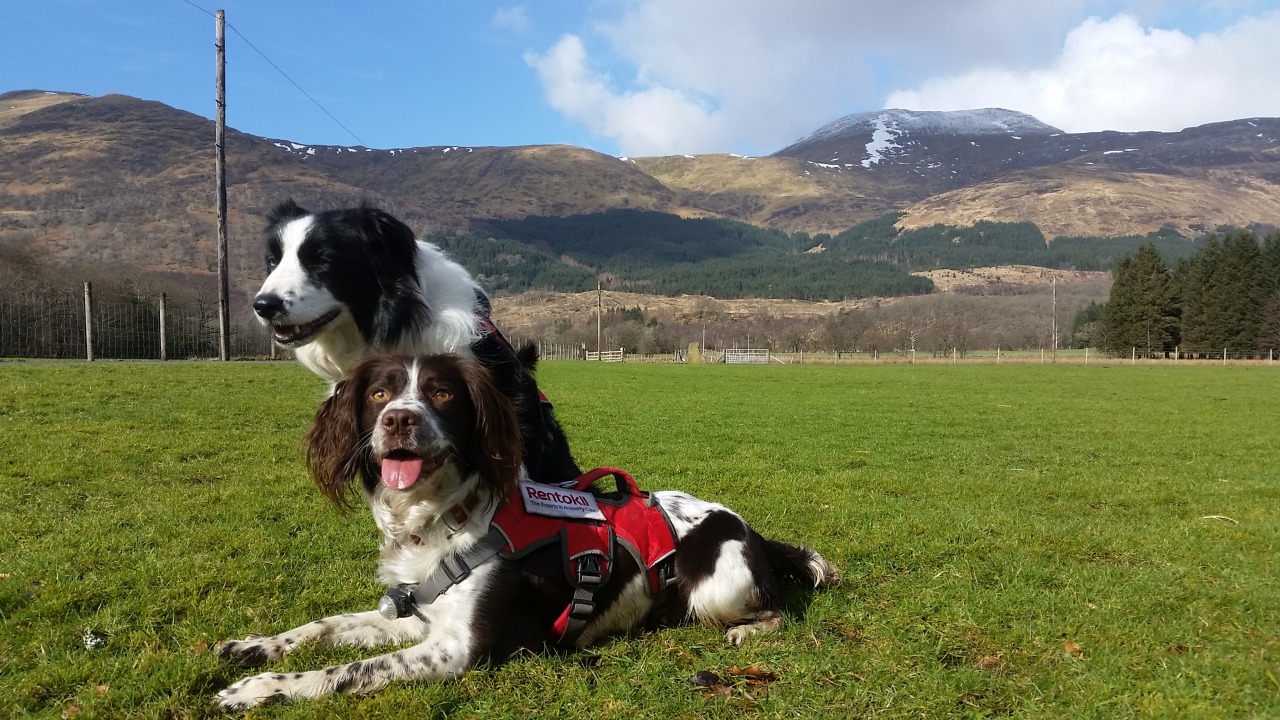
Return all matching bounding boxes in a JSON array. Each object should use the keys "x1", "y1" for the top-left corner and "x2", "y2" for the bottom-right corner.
[{"x1": 1, "y1": 361, "x2": 1277, "y2": 719}]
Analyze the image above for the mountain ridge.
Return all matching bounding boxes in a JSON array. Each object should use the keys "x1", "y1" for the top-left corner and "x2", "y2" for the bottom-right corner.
[
  {"x1": 777, "y1": 108, "x2": 1064, "y2": 156},
  {"x1": 1, "y1": 89, "x2": 1277, "y2": 302}
]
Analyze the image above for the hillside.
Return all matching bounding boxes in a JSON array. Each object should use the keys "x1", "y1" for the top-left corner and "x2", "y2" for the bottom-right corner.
[
  {"x1": 1, "y1": 90, "x2": 1278, "y2": 307},
  {"x1": 628, "y1": 153, "x2": 901, "y2": 234},
  {"x1": 0, "y1": 90, "x2": 362, "y2": 285},
  {"x1": 295, "y1": 143, "x2": 701, "y2": 226},
  {"x1": 898, "y1": 165, "x2": 1280, "y2": 240},
  {"x1": 0, "y1": 90, "x2": 696, "y2": 303}
]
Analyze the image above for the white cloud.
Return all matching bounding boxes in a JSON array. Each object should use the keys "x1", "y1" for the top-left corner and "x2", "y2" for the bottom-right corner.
[
  {"x1": 524, "y1": 1, "x2": 1280, "y2": 155},
  {"x1": 886, "y1": 12, "x2": 1280, "y2": 132},
  {"x1": 525, "y1": 35, "x2": 727, "y2": 156},
  {"x1": 492, "y1": 6, "x2": 531, "y2": 34},
  {"x1": 527, "y1": 0, "x2": 1116, "y2": 155}
]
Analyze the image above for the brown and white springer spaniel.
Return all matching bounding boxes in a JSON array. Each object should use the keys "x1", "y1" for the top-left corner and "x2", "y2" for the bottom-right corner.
[{"x1": 213, "y1": 354, "x2": 838, "y2": 711}]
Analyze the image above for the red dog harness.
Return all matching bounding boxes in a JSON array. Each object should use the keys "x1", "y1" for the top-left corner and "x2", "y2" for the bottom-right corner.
[
  {"x1": 382, "y1": 468, "x2": 679, "y2": 648},
  {"x1": 491, "y1": 467, "x2": 679, "y2": 645}
]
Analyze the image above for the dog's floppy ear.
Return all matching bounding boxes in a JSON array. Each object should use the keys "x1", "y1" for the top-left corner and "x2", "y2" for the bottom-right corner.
[
  {"x1": 457, "y1": 358, "x2": 524, "y2": 496},
  {"x1": 352, "y1": 203, "x2": 417, "y2": 263},
  {"x1": 267, "y1": 198, "x2": 308, "y2": 227},
  {"x1": 355, "y1": 205, "x2": 430, "y2": 346},
  {"x1": 304, "y1": 374, "x2": 368, "y2": 510}
]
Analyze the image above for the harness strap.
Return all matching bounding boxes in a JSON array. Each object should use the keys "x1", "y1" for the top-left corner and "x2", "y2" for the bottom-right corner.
[
  {"x1": 565, "y1": 466, "x2": 641, "y2": 494},
  {"x1": 553, "y1": 525, "x2": 614, "y2": 648},
  {"x1": 407, "y1": 527, "x2": 507, "y2": 607}
]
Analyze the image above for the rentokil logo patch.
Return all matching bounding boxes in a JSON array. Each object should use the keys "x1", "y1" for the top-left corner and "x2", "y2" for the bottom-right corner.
[{"x1": 519, "y1": 481, "x2": 605, "y2": 521}]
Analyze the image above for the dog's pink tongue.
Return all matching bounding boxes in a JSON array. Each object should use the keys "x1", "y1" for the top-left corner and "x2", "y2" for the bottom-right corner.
[{"x1": 381, "y1": 456, "x2": 424, "y2": 490}]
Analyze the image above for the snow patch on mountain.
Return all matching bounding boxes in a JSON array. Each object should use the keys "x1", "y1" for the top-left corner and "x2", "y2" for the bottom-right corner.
[{"x1": 861, "y1": 117, "x2": 903, "y2": 168}]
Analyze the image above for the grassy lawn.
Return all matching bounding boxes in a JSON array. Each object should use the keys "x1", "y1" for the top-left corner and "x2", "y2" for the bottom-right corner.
[{"x1": 1, "y1": 361, "x2": 1277, "y2": 718}]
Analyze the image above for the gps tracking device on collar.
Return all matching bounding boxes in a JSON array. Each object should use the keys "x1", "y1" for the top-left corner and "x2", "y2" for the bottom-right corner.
[{"x1": 378, "y1": 585, "x2": 416, "y2": 621}]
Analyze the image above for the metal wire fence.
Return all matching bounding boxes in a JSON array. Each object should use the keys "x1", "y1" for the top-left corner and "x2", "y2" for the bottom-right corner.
[
  {"x1": 0, "y1": 285, "x2": 279, "y2": 360},
  {"x1": 2, "y1": 285, "x2": 1274, "y2": 367}
]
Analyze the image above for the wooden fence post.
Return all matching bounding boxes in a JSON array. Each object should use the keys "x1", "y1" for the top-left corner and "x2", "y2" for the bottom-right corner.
[{"x1": 83, "y1": 281, "x2": 94, "y2": 362}]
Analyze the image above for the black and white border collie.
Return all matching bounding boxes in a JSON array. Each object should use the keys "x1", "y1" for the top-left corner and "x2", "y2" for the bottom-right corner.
[
  {"x1": 213, "y1": 354, "x2": 838, "y2": 711},
  {"x1": 251, "y1": 200, "x2": 579, "y2": 485}
]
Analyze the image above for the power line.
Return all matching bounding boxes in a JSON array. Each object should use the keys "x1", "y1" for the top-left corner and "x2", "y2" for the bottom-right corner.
[{"x1": 178, "y1": 0, "x2": 366, "y2": 146}]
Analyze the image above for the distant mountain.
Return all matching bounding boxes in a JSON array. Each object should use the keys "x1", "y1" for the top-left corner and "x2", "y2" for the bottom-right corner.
[
  {"x1": 778, "y1": 108, "x2": 1064, "y2": 157},
  {"x1": 770, "y1": 108, "x2": 1073, "y2": 193},
  {"x1": 1, "y1": 89, "x2": 1278, "y2": 303},
  {"x1": 766, "y1": 107, "x2": 1280, "y2": 237}
]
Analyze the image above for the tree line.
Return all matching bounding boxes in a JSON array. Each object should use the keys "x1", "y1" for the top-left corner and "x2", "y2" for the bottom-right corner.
[
  {"x1": 1079, "y1": 230, "x2": 1280, "y2": 357},
  {"x1": 447, "y1": 211, "x2": 933, "y2": 300},
  {"x1": 453, "y1": 210, "x2": 1226, "y2": 302},
  {"x1": 512, "y1": 278, "x2": 1104, "y2": 358}
]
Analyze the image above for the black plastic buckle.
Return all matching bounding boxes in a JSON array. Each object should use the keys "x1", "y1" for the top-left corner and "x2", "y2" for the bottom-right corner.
[
  {"x1": 576, "y1": 555, "x2": 604, "y2": 588},
  {"x1": 657, "y1": 558, "x2": 676, "y2": 589}
]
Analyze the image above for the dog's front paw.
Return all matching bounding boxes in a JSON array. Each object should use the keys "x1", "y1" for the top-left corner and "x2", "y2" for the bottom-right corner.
[
  {"x1": 215, "y1": 672, "x2": 291, "y2": 712},
  {"x1": 215, "y1": 634, "x2": 293, "y2": 667}
]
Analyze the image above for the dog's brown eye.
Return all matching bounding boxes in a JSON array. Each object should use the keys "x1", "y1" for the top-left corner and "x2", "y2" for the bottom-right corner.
[
  {"x1": 431, "y1": 389, "x2": 452, "y2": 403},
  {"x1": 370, "y1": 389, "x2": 390, "y2": 403}
]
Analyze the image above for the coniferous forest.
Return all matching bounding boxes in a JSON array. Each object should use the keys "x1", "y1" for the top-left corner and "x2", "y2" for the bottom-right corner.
[
  {"x1": 1079, "y1": 231, "x2": 1280, "y2": 358},
  {"x1": 439, "y1": 210, "x2": 1217, "y2": 301}
]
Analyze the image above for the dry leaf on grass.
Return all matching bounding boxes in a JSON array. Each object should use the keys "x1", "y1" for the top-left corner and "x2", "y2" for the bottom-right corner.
[
  {"x1": 975, "y1": 655, "x2": 1003, "y2": 670},
  {"x1": 832, "y1": 624, "x2": 863, "y2": 641},
  {"x1": 95, "y1": 684, "x2": 109, "y2": 696},
  {"x1": 1062, "y1": 641, "x2": 1084, "y2": 658},
  {"x1": 703, "y1": 685, "x2": 735, "y2": 700},
  {"x1": 691, "y1": 665, "x2": 781, "y2": 700},
  {"x1": 729, "y1": 665, "x2": 780, "y2": 684}
]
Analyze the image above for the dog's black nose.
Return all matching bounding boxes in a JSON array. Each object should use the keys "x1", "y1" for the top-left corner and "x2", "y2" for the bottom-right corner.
[
  {"x1": 253, "y1": 293, "x2": 285, "y2": 320},
  {"x1": 381, "y1": 409, "x2": 418, "y2": 437}
]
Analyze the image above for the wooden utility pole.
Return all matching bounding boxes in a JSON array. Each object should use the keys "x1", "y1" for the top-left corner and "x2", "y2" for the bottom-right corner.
[
  {"x1": 1050, "y1": 275, "x2": 1057, "y2": 363},
  {"x1": 215, "y1": 9, "x2": 231, "y2": 361}
]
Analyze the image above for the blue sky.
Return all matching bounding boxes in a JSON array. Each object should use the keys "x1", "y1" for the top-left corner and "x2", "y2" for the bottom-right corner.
[{"x1": 4, "y1": 1, "x2": 1279, "y2": 156}]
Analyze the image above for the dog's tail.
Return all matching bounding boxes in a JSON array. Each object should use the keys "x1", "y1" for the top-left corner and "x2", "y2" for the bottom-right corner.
[
  {"x1": 516, "y1": 342, "x2": 539, "y2": 372},
  {"x1": 762, "y1": 539, "x2": 841, "y2": 589}
]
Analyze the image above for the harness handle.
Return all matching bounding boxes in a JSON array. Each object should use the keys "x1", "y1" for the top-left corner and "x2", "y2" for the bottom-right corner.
[{"x1": 568, "y1": 466, "x2": 642, "y2": 496}]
